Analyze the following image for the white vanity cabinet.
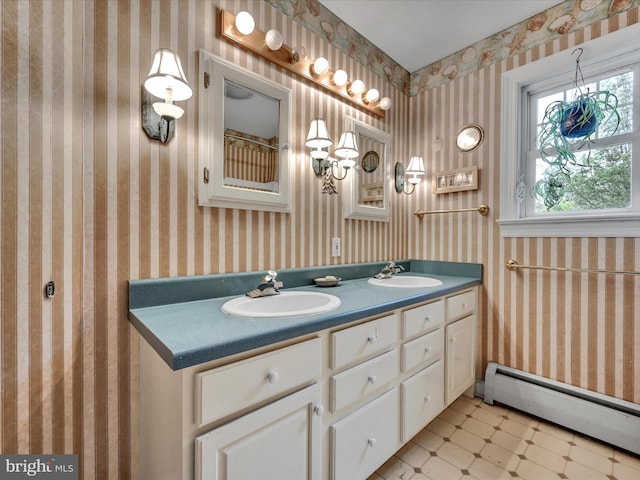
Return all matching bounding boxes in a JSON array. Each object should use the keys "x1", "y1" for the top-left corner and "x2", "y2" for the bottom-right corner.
[{"x1": 137, "y1": 286, "x2": 478, "y2": 480}]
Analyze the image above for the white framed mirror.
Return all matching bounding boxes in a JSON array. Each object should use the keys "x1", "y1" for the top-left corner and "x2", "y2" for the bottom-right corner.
[
  {"x1": 198, "y1": 50, "x2": 291, "y2": 212},
  {"x1": 342, "y1": 118, "x2": 391, "y2": 221}
]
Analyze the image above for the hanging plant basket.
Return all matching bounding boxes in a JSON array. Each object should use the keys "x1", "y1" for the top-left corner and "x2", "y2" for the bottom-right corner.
[
  {"x1": 560, "y1": 96, "x2": 600, "y2": 138},
  {"x1": 534, "y1": 49, "x2": 621, "y2": 209}
]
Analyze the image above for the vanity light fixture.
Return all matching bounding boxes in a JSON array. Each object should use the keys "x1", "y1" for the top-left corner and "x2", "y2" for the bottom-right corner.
[
  {"x1": 142, "y1": 48, "x2": 193, "y2": 144},
  {"x1": 395, "y1": 156, "x2": 426, "y2": 195},
  {"x1": 216, "y1": 9, "x2": 389, "y2": 118}
]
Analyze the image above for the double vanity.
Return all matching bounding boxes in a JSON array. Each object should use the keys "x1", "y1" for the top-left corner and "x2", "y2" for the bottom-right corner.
[{"x1": 129, "y1": 260, "x2": 481, "y2": 480}]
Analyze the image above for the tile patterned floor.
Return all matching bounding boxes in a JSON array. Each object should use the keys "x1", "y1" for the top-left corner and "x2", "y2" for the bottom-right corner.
[{"x1": 367, "y1": 395, "x2": 640, "y2": 480}]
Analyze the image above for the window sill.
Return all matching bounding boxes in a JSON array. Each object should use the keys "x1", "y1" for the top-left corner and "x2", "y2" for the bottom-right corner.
[{"x1": 497, "y1": 213, "x2": 640, "y2": 237}]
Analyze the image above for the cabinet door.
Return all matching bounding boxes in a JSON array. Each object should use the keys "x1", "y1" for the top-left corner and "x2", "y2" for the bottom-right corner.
[
  {"x1": 195, "y1": 384, "x2": 322, "y2": 480},
  {"x1": 401, "y1": 360, "x2": 444, "y2": 443},
  {"x1": 446, "y1": 314, "x2": 476, "y2": 405}
]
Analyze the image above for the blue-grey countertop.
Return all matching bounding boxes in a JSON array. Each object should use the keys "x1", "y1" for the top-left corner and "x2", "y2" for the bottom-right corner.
[{"x1": 128, "y1": 260, "x2": 482, "y2": 370}]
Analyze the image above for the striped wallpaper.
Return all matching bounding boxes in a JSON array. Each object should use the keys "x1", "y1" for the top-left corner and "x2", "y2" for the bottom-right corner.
[
  {"x1": 0, "y1": 0, "x2": 637, "y2": 479},
  {"x1": 409, "y1": 9, "x2": 640, "y2": 405}
]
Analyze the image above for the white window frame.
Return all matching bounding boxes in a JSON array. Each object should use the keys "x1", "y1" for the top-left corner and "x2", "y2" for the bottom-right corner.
[{"x1": 498, "y1": 23, "x2": 640, "y2": 237}]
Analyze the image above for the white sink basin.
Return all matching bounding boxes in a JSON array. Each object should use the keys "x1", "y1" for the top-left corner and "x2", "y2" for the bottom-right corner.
[
  {"x1": 368, "y1": 275, "x2": 443, "y2": 288},
  {"x1": 222, "y1": 291, "x2": 341, "y2": 318}
]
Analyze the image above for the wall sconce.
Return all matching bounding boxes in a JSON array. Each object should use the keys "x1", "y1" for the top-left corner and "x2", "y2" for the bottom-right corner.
[
  {"x1": 142, "y1": 48, "x2": 193, "y2": 144},
  {"x1": 306, "y1": 119, "x2": 359, "y2": 194},
  {"x1": 217, "y1": 9, "x2": 391, "y2": 119},
  {"x1": 395, "y1": 156, "x2": 426, "y2": 195}
]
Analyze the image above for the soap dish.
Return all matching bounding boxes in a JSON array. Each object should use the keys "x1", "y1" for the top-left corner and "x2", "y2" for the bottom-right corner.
[{"x1": 314, "y1": 276, "x2": 341, "y2": 287}]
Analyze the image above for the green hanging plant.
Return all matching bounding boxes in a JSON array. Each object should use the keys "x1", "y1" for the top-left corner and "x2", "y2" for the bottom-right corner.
[{"x1": 535, "y1": 48, "x2": 621, "y2": 209}]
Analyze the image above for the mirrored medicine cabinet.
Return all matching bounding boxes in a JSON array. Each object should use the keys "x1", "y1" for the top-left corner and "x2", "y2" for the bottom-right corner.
[
  {"x1": 342, "y1": 118, "x2": 392, "y2": 222},
  {"x1": 198, "y1": 50, "x2": 292, "y2": 212}
]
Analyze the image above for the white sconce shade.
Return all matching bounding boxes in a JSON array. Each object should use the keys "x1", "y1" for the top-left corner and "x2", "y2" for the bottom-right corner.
[
  {"x1": 313, "y1": 57, "x2": 330, "y2": 76},
  {"x1": 379, "y1": 97, "x2": 392, "y2": 110},
  {"x1": 339, "y1": 157, "x2": 357, "y2": 169},
  {"x1": 333, "y1": 69, "x2": 348, "y2": 87},
  {"x1": 406, "y1": 156, "x2": 426, "y2": 175},
  {"x1": 265, "y1": 29, "x2": 283, "y2": 50},
  {"x1": 305, "y1": 118, "x2": 333, "y2": 149},
  {"x1": 144, "y1": 48, "x2": 193, "y2": 104},
  {"x1": 406, "y1": 156, "x2": 426, "y2": 185},
  {"x1": 334, "y1": 131, "x2": 359, "y2": 159},
  {"x1": 235, "y1": 11, "x2": 255, "y2": 35},
  {"x1": 349, "y1": 79, "x2": 365, "y2": 96},
  {"x1": 364, "y1": 88, "x2": 379, "y2": 104}
]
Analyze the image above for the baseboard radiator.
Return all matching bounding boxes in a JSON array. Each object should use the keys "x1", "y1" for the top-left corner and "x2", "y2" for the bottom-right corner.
[{"x1": 484, "y1": 362, "x2": 640, "y2": 456}]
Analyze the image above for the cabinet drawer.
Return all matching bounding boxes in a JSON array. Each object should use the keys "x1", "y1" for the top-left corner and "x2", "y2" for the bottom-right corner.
[
  {"x1": 331, "y1": 349, "x2": 399, "y2": 412},
  {"x1": 401, "y1": 329, "x2": 443, "y2": 372},
  {"x1": 195, "y1": 338, "x2": 321, "y2": 427},
  {"x1": 401, "y1": 360, "x2": 444, "y2": 443},
  {"x1": 331, "y1": 314, "x2": 398, "y2": 369},
  {"x1": 403, "y1": 300, "x2": 443, "y2": 339},
  {"x1": 331, "y1": 389, "x2": 399, "y2": 480},
  {"x1": 446, "y1": 289, "x2": 476, "y2": 322}
]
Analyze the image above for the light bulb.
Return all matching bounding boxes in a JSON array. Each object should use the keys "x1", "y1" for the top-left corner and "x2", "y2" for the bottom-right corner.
[
  {"x1": 379, "y1": 97, "x2": 392, "y2": 110},
  {"x1": 265, "y1": 29, "x2": 283, "y2": 50},
  {"x1": 332, "y1": 69, "x2": 348, "y2": 87},
  {"x1": 235, "y1": 11, "x2": 255, "y2": 35},
  {"x1": 349, "y1": 79, "x2": 365, "y2": 96},
  {"x1": 291, "y1": 45, "x2": 307, "y2": 63},
  {"x1": 313, "y1": 57, "x2": 330, "y2": 76},
  {"x1": 364, "y1": 88, "x2": 379, "y2": 104}
]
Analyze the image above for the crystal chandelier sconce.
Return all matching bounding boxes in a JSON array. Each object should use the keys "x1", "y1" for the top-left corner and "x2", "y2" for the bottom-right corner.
[{"x1": 217, "y1": 9, "x2": 391, "y2": 119}]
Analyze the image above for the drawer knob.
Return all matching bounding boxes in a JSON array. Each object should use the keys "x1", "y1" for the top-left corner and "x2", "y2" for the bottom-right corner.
[
  {"x1": 367, "y1": 335, "x2": 377, "y2": 344},
  {"x1": 367, "y1": 375, "x2": 377, "y2": 384},
  {"x1": 367, "y1": 438, "x2": 376, "y2": 448},
  {"x1": 266, "y1": 371, "x2": 279, "y2": 384},
  {"x1": 424, "y1": 316, "x2": 431, "y2": 322},
  {"x1": 424, "y1": 395, "x2": 431, "y2": 403},
  {"x1": 424, "y1": 347, "x2": 431, "y2": 353},
  {"x1": 461, "y1": 302, "x2": 467, "y2": 309},
  {"x1": 450, "y1": 337, "x2": 455, "y2": 344},
  {"x1": 314, "y1": 404, "x2": 325, "y2": 417}
]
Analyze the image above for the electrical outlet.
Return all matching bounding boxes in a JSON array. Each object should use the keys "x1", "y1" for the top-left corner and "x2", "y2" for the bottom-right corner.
[{"x1": 331, "y1": 237, "x2": 341, "y2": 257}]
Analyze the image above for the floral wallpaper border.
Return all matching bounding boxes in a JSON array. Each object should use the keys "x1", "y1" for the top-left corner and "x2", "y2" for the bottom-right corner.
[{"x1": 264, "y1": 0, "x2": 639, "y2": 97}]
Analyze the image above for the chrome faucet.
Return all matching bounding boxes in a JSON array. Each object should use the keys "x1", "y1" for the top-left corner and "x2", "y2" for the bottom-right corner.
[
  {"x1": 374, "y1": 261, "x2": 405, "y2": 279},
  {"x1": 246, "y1": 270, "x2": 284, "y2": 298}
]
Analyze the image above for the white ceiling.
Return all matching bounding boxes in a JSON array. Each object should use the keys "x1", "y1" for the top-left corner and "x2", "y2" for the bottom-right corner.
[{"x1": 319, "y1": 0, "x2": 562, "y2": 72}]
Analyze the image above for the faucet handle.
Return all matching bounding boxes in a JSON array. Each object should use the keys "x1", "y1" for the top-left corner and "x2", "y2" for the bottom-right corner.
[{"x1": 264, "y1": 270, "x2": 278, "y2": 282}]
